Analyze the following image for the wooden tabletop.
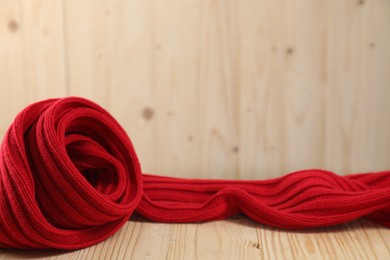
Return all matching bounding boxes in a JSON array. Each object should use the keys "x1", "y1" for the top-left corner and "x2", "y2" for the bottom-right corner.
[{"x1": 0, "y1": 215, "x2": 389, "y2": 260}]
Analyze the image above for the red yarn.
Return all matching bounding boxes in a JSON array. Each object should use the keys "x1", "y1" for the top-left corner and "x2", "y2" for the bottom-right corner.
[{"x1": 0, "y1": 97, "x2": 388, "y2": 249}]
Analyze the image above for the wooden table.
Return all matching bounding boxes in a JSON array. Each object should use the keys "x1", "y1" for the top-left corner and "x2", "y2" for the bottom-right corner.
[{"x1": 0, "y1": 215, "x2": 389, "y2": 259}]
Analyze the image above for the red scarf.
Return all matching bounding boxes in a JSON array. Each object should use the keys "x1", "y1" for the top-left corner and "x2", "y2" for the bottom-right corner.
[{"x1": 1, "y1": 97, "x2": 388, "y2": 249}]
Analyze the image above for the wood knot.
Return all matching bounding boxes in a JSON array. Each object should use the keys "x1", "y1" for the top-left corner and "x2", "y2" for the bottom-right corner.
[
  {"x1": 142, "y1": 107, "x2": 154, "y2": 121},
  {"x1": 286, "y1": 47, "x2": 294, "y2": 55},
  {"x1": 8, "y1": 20, "x2": 18, "y2": 32},
  {"x1": 232, "y1": 146, "x2": 239, "y2": 153},
  {"x1": 251, "y1": 242, "x2": 260, "y2": 249}
]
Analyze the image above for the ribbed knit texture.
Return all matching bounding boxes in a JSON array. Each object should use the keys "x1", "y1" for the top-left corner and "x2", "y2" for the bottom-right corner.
[{"x1": 0, "y1": 97, "x2": 388, "y2": 249}]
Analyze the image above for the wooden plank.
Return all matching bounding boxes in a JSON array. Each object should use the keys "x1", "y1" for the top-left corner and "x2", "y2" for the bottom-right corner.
[
  {"x1": 19, "y1": 0, "x2": 67, "y2": 101},
  {"x1": 237, "y1": 0, "x2": 329, "y2": 178},
  {"x1": 326, "y1": 0, "x2": 390, "y2": 174},
  {"x1": 0, "y1": 0, "x2": 25, "y2": 140},
  {"x1": 0, "y1": 217, "x2": 388, "y2": 259},
  {"x1": 0, "y1": 0, "x2": 67, "y2": 141},
  {"x1": 64, "y1": 0, "x2": 112, "y2": 106}
]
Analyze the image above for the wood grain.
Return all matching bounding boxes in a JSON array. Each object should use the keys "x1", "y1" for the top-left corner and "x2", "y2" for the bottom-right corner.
[
  {"x1": 0, "y1": 216, "x2": 388, "y2": 259},
  {"x1": 0, "y1": 0, "x2": 67, "y2": 142},
  {"x1": 0, "y1": 0, "x2": 26, "y2": 141},
  {"x1": 1, "y1": 0, "x2": 389, "y2": 178},
  {"x1": 0, "y1": 1, "x2": 389, "y2": 257}
]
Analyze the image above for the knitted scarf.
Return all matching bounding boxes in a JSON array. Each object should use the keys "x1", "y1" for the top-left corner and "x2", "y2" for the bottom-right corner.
[{"x1": 0, "y1": 97, "x2": 388, "y2": 249}]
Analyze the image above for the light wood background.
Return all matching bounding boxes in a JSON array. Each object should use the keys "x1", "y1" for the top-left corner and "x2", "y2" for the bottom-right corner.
[{"x1": 1, "y1": 0, "x2": 390, "y2": 179}]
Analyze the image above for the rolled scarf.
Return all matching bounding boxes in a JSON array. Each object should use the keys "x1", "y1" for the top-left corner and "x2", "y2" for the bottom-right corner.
[{"x1": 0, "y1": 97, "x2": 388, "y2": 249}]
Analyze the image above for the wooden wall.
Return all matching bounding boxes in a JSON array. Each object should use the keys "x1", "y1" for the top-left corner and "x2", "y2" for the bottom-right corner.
[{"x1": 1, "y1": 0, "x2": 389, "y2": 179}]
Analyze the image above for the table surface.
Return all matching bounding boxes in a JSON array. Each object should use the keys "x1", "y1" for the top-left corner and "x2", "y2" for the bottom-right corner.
[{"x1": 0, "y1": 215, "x2": 389, "y2": 260}]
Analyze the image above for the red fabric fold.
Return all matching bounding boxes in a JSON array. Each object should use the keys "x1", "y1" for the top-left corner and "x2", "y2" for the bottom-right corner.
[{"x1": 0, "y1": 97, "x2": 388, "y2": 249}]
